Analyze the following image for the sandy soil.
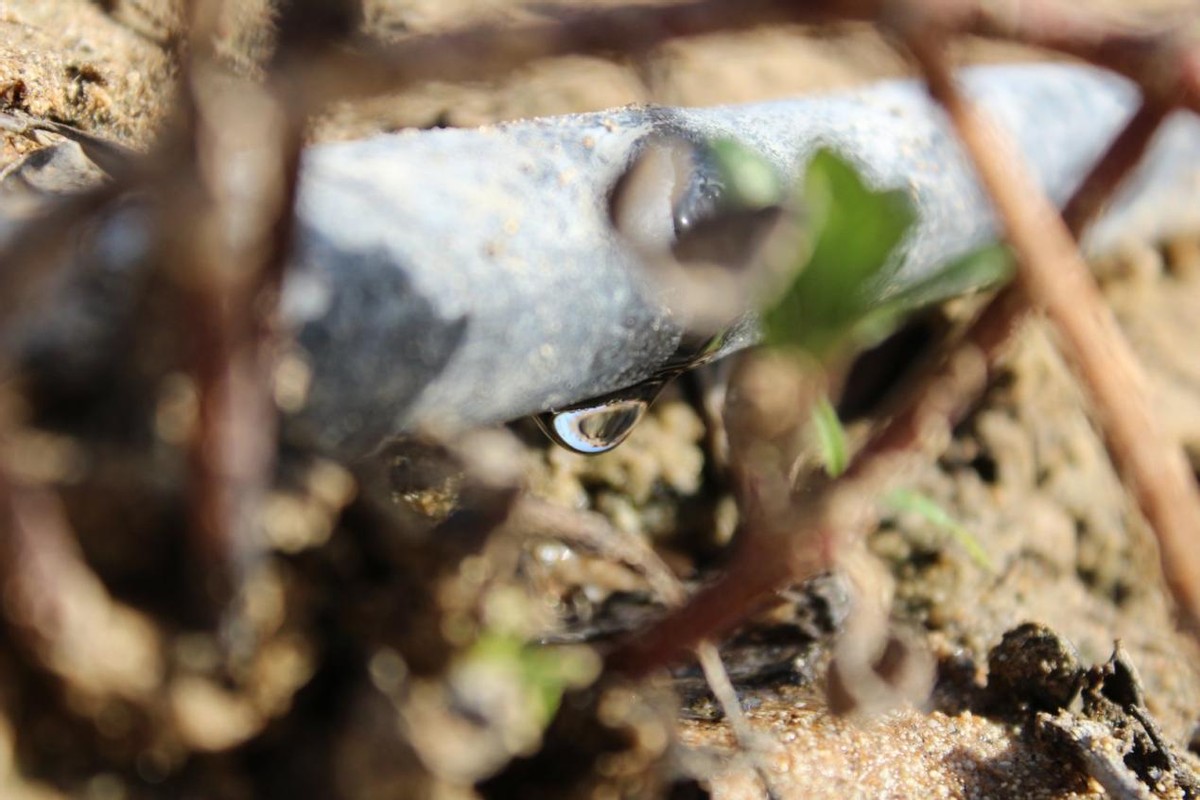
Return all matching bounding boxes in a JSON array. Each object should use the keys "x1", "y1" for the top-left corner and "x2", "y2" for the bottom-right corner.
[{"x1": 3, "y1": 1, "x2": 1200, "y2": 799}]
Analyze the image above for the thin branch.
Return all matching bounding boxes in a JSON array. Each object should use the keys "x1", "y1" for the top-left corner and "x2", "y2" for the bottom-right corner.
[
  {"x1": 508, "y1": 495, "x2": 686, "y2": 605},
  {"x1": 607, "y1": 515, "x2": 832, "y2": 676},
  {"x1": 295, "y1": 0, "x2": 828, "y2": 109},
  {"x1": 172, "y1": 121, "x2": 285, "y2": 616},
  {"x1": 606, "y1": 80, "x2": 1175, "y2": 673},
  {"x1": 180, "y1": 0, "x2": 225, "y2": 53},
  {"x1": 285, "y1": 0, "x2": 1200, "y2": 123},
  {"x1": 944, "y1": 1, "x2": 1200, "y2": 114},
  {"x1": 906, "y1": 31, "x2": 1200, "y2": 635},
  {"x1": 605, "y1": 289, "x2": 1015, "y2": 676},
  {"x1": 0, "y1": 457, "x2": 161, "y2": 705},
  {"x1": 694, "y1": 639, "x2": 782, "y2": 797},
  {"x1": 507, "y1": 494, "x2": 776, "y2": 788},
  {"x1": 172, "y1": 1, "x2": 332, "y2": 622},
  {"x1": 1062, "y1": 100, "x2": 1175, "y2": 236}
]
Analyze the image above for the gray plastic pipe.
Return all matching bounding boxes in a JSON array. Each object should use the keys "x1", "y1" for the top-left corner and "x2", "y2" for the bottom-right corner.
[
  {"x1": 281, "y1": 63, "x2": 1200, "y2": 457},
  {"x1": 8, "y1": 64, "x2": 1198, "y2": 459}
]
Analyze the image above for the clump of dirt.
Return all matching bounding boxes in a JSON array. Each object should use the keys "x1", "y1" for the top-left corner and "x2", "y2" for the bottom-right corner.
[{"x1": 2, "y1": 2, "x2": 1200, "y2": 799}]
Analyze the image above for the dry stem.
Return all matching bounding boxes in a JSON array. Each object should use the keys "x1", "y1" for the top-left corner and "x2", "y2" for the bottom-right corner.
[
  {"x1": 0, "y1": 453, "x2": 162, "y2": 706},
  {"x1": 609, "y1": 39, "x2": 1183, "y2": 673},
  {"x1": 289, "y1": 0, "x2": 1200, "y2": 120},
  {"x1": 1061, "y1": 100, "x2": 1175, "y2": 235},
  {"x1": 171, "y1": 0, "x2": 330, "y2": 620},
  {"x1": 905, "y1": 30, "x2": 1200, "y2": 634},
  {"x1": 508, "y1": 495, "x2": 777, "y2": 788}
]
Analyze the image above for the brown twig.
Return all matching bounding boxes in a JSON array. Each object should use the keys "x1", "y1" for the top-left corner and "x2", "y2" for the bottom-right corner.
[
  {"x1": 904, "y1": 30, "x2": 1200, "y2": 635},
  {"x1": 509, "y1": 492, "x2": 778, "y2": 788},
  {"x1": 853, "y1": 75, "x2": 1176, "y2": 478},
  {"x1": 605, "y1": 294, "x2": 1010, "y2": 676},
  {"x1": 0, "y1": 452, "x2": 161, "y2": 705},
  {"x1": 508, "y1": 495, "x2": 686, "y2": 605},
  {"x1": 943, "y1": 1, "x2": 1200, "y2": 114},
  {"x1": 0, "y1": 183, "x2": 127, "y2": 329},
  {"x1": 608, "y1": 41, "x2": 1182, "y2": 674},
  {"x1": 295, "y1": 0, "x2": 825, "y2": 110},
  {"x1": 1061, "y1": 100, "x2": 1176, "y2": 236},
  {"x1": 283, "y1": 0, "x2": 1200, "y2": 123},
  {"x1": 172, "y1": 142, "x2": 281, "y2": 616},
  {"x1": 608, "y1": 508, "x2": 832, "y2": 676},
  {"x1": 170, "y1": 0, "x2": 328, "y2": 621}
]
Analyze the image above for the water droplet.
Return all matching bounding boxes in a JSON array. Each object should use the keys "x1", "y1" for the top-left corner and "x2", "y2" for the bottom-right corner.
[
  {"x1": 535, "y1": 381, "x2": 665, "y2": 455},
  {"x1": 536, "y1": 398, "x2": 647, "y2": 455}
]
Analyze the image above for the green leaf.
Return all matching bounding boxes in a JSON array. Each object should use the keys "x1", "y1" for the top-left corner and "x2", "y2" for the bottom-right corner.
[
  {"x1": 883, "y1": 243, "x2": 1014, "y2": 313},
  {"x1": 762, "y1": 149, "x2": 916, "y2": 358},
  {"x1": 519, "y1": 644, "x2": 601, "y2": 724},
  {"x1": 464, "y1": 633, "x2": 600, "y2": 727},
  {"x1": 885, "y1": 488, "x2": 992, "y2": 571},
  {"x1": 851, "y1": 243, "x2": 1015, "y2": 348},
  {"x1": 811, "y1": 396, "x2": 848, "y2": 477}
]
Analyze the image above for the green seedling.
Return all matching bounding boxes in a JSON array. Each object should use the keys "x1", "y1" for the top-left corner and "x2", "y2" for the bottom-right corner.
[
  {"x1": 748, "y1": 147, "x2": 1014, "y2": 359},
  {"x1": 461, "y1": 632, "x2": 600, "y2": 727},
  {"x1": 886, "y1": 488, "x2": 992, "y2": 571},
  {"x1": 811, "y1": 395, "x2": 849, "y2": 477},
  {"x1": 708, "y1": 145, "x2": 1003, "y2": 572}
]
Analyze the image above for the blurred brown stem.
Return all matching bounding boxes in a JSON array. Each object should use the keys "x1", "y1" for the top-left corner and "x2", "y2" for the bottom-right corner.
[
  {"x1": 174, "y1": 17, "x2": 312, "y2": 617},
  {"x1": 0, "y1": 456, "x2": 161, "y2": 704},
  {"x1": 609, "y1": 24, "x2": 1183, "y2": 674},
  {"x1": 608, "y1": 520, "x2": 832, "y2": 676},
  {"x1": 1061, "y1": 100, "x2": 1175, "y2": 235},
  {"x1": 906, "y1": 30, "x2": 1200, "y2": 636},
  {"x1": 292, "y1": 0, "x2": 1200, "y2": 119}
]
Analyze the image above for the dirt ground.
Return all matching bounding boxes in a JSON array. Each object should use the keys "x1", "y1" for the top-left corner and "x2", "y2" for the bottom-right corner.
[{"x1": 3, "y1": 1, "x2": 1200, "y2": 798}]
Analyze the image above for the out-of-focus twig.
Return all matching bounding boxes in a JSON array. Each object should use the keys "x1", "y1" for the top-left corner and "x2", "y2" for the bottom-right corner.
[
  {"x1": 169, "y1": 0, "x2": 347, "y2": 621},
  {"x1": 170, "y1": 110, "x2": 288, "y2": 614},
  {"x1": 0, "y1": 446, "x2": 162, "y2": 705},
  {"x1": 904, "y1": 28, "x2": 1200, "y2": 636},
  {"x1": 0, "y1": 183, "x2": 126, "y2": 328},
  {"x1": 1061, "y1": 100, "x2": 1176, "y2": 235},
  {"x1": 285, "y1": 0, "x2": 1200, "y2": 121},
  {"x1": 508, "y1": 496, "x2": 684, "y2": 605},
  {"x1": 608, "y1": 501, "x2": 833, "y2": 676},
  {"x1": 180, "y1": 0, "x2": 224, "y2": 52},
  {"x1": 608, "y1": 41, "x2": 1185, "y2": 674},
  {"x1": 847, "y1": 76, "x2": 1177, "y2": 488},
  {"x1": 296, "y1": 0, "x2": 812, "y2": 110},
  {"x1": 508, "y1": 494, "x2": 777, "y2": 789},
  {"x1": 939, "y1": 0, "x2": 1200, "y2": 114}
]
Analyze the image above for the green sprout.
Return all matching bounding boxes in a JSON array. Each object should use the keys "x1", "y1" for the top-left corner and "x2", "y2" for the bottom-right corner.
[
  {"x1": 702, "y1": 145, "x2": 1006, "y2": 571},
  {"x1": 885, "y1": 488, "x2": 992, "y2": 571},
  {"x1": 811, "y1": 395, "x2": 849, "y2": 477},
  {"x1": 763, "y1": 149, "x2": 915, "y2": 357},
  {"x1": 462, "y1": 633, "x2": 600, "y2": 727},
  {"x1": 721, "y1": 146, "x2": 1016, "y2": 360}
]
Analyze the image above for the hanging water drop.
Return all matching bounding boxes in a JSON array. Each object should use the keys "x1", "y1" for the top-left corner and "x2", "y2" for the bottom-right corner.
[{"x1": 535, "y1": 381, "x2": 666, "y2": 455}]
